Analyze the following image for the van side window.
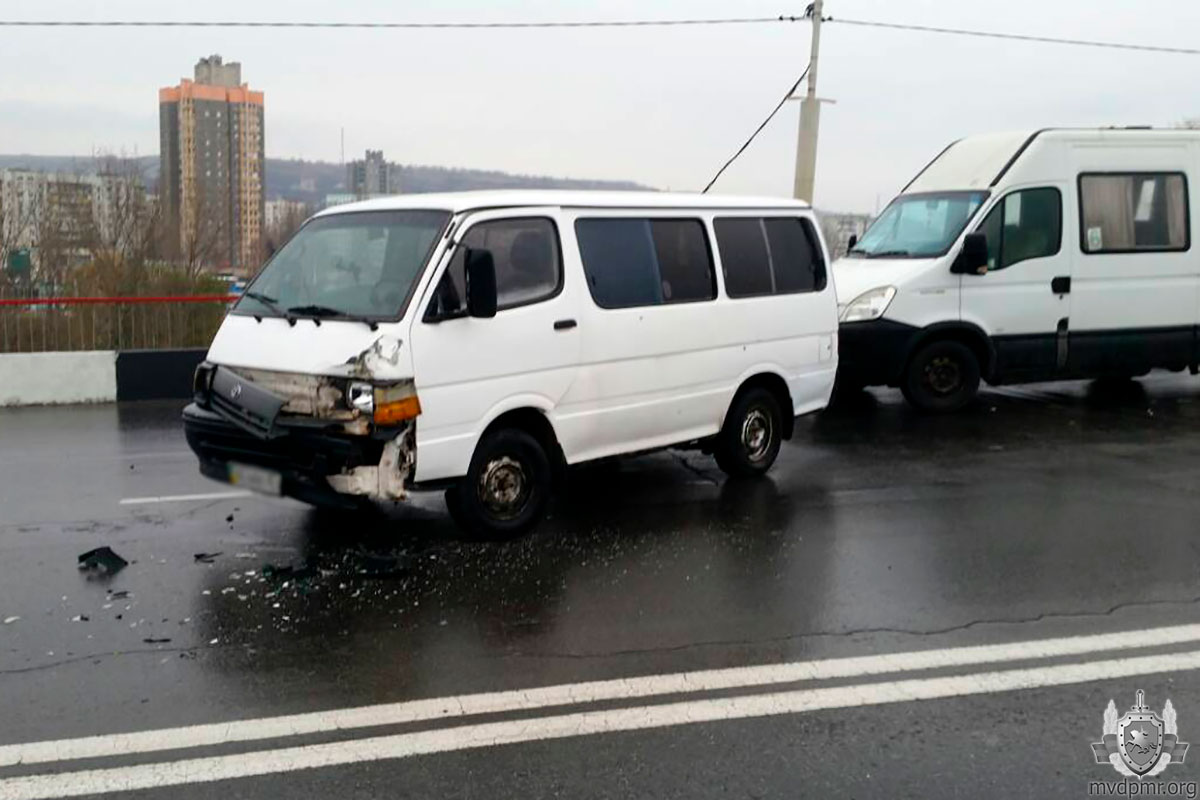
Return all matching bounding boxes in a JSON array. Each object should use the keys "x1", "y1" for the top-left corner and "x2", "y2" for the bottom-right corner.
[
  {"x1": 714, "y1": 217, "x2": 826, "y2": 297},
  {"x1": 974, "y1": 188, "x2": 1062, "y2": 271},
  {"x1": 429, "y1": 217, "x2": 562, "y2": 317},
  {"x1": 1079, "y1": 173, "x2": 1189, "y2": 253},
  {"x1": 765, "y1": 218, "x2": 826, "y2": 292},
  {"x1": 575, "y1": 218, "x2": 715, "y2": 309}
]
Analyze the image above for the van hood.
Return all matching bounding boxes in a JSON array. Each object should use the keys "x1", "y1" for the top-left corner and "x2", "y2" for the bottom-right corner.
[
  {"x1": 832, "y1": 256, "x2": 939, "y2": 305},
  {"x1": 206, "y1": 315, "x2": 413, "y2": 381}
]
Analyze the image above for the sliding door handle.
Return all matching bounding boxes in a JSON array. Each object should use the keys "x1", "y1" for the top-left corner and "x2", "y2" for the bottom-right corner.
[
  {"x1": 1051, "y1": 276, "x2": 1071, "y2": 294},
  {"x1": 553, "y1": 319, "x2": 577, "y2": 331}
]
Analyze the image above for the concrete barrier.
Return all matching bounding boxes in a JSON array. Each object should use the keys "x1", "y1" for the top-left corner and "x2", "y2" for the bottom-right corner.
[
  {"x1": 0, "y1": 351, "x2": 118, "y2": 406},
  {"x1": 0, "y1": 348, "x2": 206, "y2": 407}
]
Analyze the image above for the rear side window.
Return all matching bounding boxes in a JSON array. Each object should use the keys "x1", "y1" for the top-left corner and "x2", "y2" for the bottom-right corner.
[
  {"x1": 428, "y1": 217, "x2": 562, "y2": 318},
  {"x1": 575, "y1": 218, "x2": 715, "y2": 309},
  {"x1": 714, "y1": 217, "x2": 826, "y2": 298},
  {"x1": 1079, "y1": 173, "x2": 1189, "y2": 253}
]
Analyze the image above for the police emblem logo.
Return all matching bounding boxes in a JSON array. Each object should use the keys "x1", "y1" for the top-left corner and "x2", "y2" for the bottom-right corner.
[{"x1": 1093, "y1": 690, "x2": 1190, "y2": 778}]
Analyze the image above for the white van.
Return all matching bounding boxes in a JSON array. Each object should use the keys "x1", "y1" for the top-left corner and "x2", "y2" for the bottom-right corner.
[
  {"x1": 184, "y1": 191, "x2": 838, "y2": 536},
  {"x1": 835, "y1": 128, "x2": 1198, "y2": 411}
]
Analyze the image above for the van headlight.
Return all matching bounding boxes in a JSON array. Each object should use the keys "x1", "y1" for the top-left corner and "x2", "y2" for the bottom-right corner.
[
  {"x1": 840, "y1": 286, "x2": 897, "y2": 323},
  {"x1": 346, "y1": 379, "x2": 422, "y2": 425},
  {"x1": 347, "y1": 381, "x2": 375, "y2": 414}
]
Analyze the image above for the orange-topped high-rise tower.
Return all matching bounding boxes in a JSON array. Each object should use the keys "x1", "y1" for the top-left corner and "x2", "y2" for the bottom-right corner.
[{"x1": 159, "y1": 55, "x2": 264, "y2": 274}]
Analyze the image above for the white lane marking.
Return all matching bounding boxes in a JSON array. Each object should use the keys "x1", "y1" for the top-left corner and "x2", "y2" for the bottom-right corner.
[
  {"x1": 4, "y1": 647, "x2": 1198, "y2": 800},
  {"x1": 4, "y1": 622, "x2": 1200, "y2": 768},
  {"x1": 119, "y1": 491, "x2": 252, "y2": 506}
]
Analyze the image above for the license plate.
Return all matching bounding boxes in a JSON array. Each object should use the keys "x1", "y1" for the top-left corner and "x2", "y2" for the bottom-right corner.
[{"x1": 227, "y1": 462, "x2": 282, "y2": 496}]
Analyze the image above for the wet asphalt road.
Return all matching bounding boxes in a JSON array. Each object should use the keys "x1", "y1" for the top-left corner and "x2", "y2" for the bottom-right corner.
[{"x1": 3, "y1": 376, "x2": 1200, "y2": 797}]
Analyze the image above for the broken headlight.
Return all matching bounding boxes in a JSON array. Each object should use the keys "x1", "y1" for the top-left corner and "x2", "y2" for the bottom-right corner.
[{"x1": 347, "y1": 381, "x2": 375, "y2": 414}]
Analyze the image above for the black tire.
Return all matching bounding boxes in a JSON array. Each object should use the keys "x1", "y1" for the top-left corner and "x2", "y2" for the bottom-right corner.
[
  {"x1": 714, "y1": 387, "x2": 784, "y2": 478},
  {"x1": 445, "y1": 428, "x2": 551, "y2": 539},
  {"x1": 901, "y1": 340, "x2": 981, "y2": 413}
]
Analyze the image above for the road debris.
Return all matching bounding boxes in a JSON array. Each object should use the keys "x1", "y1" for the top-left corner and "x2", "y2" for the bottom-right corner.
[
  {"x1": 193, "y1": 552, "x2": 222, "y2": 564},
  {"x1": 78, "y1": 546, "x2": 129, "y2": 576},
  {"x1": 353, "y1": 547, "x2": 412, "y2": 579},
  {"x1": 2, "y1": 616, "x2": 18, "y2": 625},
  {"x1": 142, "y1": 637, "x2": 172, "y2": 644}
]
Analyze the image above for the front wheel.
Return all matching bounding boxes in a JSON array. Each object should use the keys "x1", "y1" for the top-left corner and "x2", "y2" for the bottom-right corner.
[
  {"x1": 901, "y1": 340, "x2": 981, "y2": 413},
  {"x1": 445, "y1": 428, "x2": 551, "y2": 539},
  {"x1": 714, "y1": 387, "x2": 784, "y2": 478}
]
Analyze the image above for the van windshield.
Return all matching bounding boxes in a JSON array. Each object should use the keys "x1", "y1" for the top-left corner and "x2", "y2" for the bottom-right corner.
[
  {"x1": 235, "y1": 210, "x2": 449, "y2": 322},
  {"x1": 847, "y1": 191, "x2": 988, "y2": 259}
]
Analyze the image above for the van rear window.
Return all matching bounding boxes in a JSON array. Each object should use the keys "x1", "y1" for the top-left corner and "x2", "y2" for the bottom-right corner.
[
  {"x1": 575, "y1": 218, "x2": 715, "y2": 309},
  {"x1": 714, "y1": 217, "x2": 826, "y2": 298}
]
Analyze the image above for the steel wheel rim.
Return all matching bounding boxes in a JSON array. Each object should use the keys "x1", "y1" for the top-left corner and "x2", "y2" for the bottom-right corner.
[
  {"x1": 478, "y1": 455, "x2": 530, "y2": 520},
  {"x1": 923, "y1": 356, "x2": 962, "y2": 396},
  {"x1": 741, "y1": 407, "x2": 773, "y2": 463}
]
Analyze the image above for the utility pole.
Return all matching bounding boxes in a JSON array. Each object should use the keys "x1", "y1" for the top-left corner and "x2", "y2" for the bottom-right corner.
[{"x1": 793, "y1": 0, "x2": 825, "y2": 203}]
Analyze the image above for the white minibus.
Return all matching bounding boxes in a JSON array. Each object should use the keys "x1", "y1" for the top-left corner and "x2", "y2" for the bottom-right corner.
[
  {"x1": 185, "y1": 191, "x2": 839, "y2": 536},
  {"x1": 835, "y1": 128, "x2": 1198, "y2": 411}
]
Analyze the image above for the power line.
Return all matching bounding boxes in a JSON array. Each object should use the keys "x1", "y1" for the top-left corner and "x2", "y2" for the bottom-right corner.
[
  {"x1": 702, "y1": 64, "x2": 811, "y2": 194},
  {"x1": 830, "y1": 17, "x2": 1200, "y2": 56},
  {"x1": 0, "y1": 16, "x2": 803, "y2": 29},
  {"x1": 3, "y1": 14, "x2": 1195, "y2": 58}
]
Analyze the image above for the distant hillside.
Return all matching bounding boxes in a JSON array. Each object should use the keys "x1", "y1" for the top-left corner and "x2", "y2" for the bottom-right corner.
[{"x1": 0, "y1": 154, "x2": 653, "y2": 203}]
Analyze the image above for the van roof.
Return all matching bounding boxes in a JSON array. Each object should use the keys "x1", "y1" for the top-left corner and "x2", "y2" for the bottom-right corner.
[
  {"x1": 313, "y1": 190, "x2": 811, "y2": 218},
  {"x1": 904, "y1": 127, "x2": 1200, "y2": 194}
]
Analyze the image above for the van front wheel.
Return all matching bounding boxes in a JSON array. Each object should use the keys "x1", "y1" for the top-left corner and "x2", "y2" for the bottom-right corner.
[
  {"x1": 715, "y1": 387, "x2": 783, "y2": 478},
  {"x1": 901, "y1": 340, "x2": 980, "y2": 413},
  {"x1": 446, "y1": 428, "x2": 551, "y2": 539}
]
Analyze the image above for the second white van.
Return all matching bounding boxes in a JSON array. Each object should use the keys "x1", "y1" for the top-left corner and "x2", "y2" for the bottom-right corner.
[
  {"x1": 184, "y1": 191, "x2": 838, "y2": 536},
  {"x1": 835, "y1": 128, "x2": 1199, "y2": 411}
]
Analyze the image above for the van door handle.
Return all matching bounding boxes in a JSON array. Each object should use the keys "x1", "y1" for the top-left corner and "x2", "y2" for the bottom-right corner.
[
  {"x1": 553, "y1": 319, "x2": 577, "y2": 331},
  {"x1": 1051, "y1": 276, "x2": 1071, "y2": 294}
]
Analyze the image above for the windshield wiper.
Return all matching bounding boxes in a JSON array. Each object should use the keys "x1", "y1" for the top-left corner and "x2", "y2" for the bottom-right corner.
[
  {"x1": 287, "y1": 305, "x2": 379, "y2": 331},
  {"x1": 242, "y1": 291, "x2": 296, "y2": 325},
  {"x1": 865, "y1": 249, "x2": 911, "y2": 259}
]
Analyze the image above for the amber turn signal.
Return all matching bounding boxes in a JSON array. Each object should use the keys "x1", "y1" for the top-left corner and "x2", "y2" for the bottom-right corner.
[{"x1": 373, "y1": 394, "x2": 421, "y2": 425}]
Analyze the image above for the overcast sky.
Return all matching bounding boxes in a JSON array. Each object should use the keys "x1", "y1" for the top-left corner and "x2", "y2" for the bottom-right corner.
[{"x1": 1, "y1": 0, "x2": 1198, "y2": 211}]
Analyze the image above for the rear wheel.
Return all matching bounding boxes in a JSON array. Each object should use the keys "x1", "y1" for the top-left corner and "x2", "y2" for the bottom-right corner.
[
  {"x1": 714, "y1": 387, "x2": 784, "y2": 478},
  {"x1": 901, "y1": 339, "x2": 981, "y2": 413},
  {"x1": 445, "y1": 428, "x2": 551, "y2": 539}
]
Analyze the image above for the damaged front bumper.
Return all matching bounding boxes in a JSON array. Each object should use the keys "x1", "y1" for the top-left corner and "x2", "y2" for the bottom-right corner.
[{"x1": 184, "y1": 362, "x2": 417, "y2": 507}]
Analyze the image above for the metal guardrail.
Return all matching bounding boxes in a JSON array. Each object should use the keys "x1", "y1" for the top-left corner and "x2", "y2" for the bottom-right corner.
[{"x1": 0, "y1": 292, "x2": 236, "y2": 353}]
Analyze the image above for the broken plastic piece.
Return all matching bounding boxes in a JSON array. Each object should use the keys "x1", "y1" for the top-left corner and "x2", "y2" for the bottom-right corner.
[
  {"x1": 194, "y1": 552, "x2": 222, "y2": 564},
  {"x1": 78, "y1": 546, "x2": 129, "y2": 575},
  {"x1": 142, "y1": 637, "x2": 171, "y2": 644}
]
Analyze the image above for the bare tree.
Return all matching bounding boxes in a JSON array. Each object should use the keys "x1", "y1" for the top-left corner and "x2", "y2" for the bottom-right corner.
[{"x1": 175, "y1": 187, "x2": 230, "y2": 278}]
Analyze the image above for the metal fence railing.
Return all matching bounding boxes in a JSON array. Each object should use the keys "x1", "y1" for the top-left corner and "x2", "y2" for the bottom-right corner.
[{"x1": 0, "y1": 291, "x2": 235, "y2": 353}]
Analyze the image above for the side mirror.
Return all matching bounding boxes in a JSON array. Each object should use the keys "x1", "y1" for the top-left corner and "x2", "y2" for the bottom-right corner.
[
  {"x1": 847, "y1": 234, "x2": 858, "y2": 250},
  {"x1": 465, "y1": 248, "x2": 497, "y2": 319},
  {"x1": 952, "y1": 232, "x2": 989, "y2": 275}
]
